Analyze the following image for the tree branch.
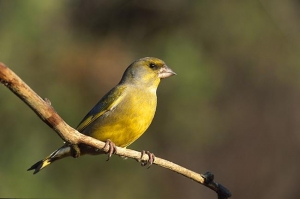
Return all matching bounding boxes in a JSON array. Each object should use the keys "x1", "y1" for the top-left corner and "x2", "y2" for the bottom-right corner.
[{"x1": 0, "y1": 62, "x2": 231, "y2": 199}]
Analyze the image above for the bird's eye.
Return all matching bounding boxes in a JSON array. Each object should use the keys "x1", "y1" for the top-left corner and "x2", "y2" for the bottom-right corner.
[{"x1": 149, "y1": 63, "x2": 156, "y2": 68}]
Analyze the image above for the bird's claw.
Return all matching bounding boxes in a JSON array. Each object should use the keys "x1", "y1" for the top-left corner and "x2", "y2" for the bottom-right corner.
[
  {"x1": 102, "y1": 139, "x2": 117, "y2": 161},
  {"x1": 140, "y1": 150, "x2": 155, "y2": 168}
]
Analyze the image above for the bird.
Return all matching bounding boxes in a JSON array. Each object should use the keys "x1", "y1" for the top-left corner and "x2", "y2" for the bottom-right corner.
[{"x1": 28, "y1": 57, "x2": 176, "y2": 174}]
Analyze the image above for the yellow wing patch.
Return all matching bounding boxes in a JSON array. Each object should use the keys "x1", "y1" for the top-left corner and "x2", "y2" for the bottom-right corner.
[{"x1": 76, "y1": 86, "x2": 126, "y2": 132}]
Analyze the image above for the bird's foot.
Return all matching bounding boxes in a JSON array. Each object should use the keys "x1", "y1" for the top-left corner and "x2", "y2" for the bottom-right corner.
[
  {"x1": 102, "y1": 139, "x2": 117, "y2": 161},
  {"x1": 140, "y1": 150, "x2": 155, "y2": 168}
]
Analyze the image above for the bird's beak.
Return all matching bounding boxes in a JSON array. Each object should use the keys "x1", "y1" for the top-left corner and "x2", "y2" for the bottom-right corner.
[{"x1": 158, "y1": 65, "x2": 176, "y2": 79}]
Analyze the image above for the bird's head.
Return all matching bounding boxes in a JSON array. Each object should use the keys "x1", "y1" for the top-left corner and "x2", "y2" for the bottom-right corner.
[{"x1": 120, "y1": 57, "x2": 176, "y2": 88}]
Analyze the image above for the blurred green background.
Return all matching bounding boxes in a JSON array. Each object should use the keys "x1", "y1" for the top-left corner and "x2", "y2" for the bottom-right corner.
[{"x1": 1, "y1": 0, "x2": 300, "y2": 198}]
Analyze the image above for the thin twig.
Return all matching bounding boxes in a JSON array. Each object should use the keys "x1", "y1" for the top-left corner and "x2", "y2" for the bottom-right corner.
[{"x1": 0, "y1": 62, "x2": 231, "y2": 198}]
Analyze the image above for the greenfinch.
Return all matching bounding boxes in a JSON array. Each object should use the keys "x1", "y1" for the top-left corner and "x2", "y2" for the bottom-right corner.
[{"x1": 28, "y1": 57, "x2": 176, "y2": 174}]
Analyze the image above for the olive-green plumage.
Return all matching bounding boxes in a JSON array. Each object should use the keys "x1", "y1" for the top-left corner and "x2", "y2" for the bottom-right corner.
[{"x1": 28, "y1": 57, "x2": 176, "y2": 174}]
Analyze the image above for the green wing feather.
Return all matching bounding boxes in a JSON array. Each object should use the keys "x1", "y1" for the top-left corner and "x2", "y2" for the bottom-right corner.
[{"x1": 76, "y1": 85, "x2": 126, "y2": 132}]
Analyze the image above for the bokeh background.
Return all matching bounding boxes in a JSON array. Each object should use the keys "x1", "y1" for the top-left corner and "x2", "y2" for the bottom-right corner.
[{"x1": 1, "y1": 0, "x2": 300, "y2": 198}]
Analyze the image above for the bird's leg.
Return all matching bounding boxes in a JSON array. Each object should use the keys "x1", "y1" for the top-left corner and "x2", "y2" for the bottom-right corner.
[
  {"x1": 102, "y1": 139, "x2": 117, "y2": 161},
  {"x1": 140, "y1": 150, "x2": 155, "y2": 168}
]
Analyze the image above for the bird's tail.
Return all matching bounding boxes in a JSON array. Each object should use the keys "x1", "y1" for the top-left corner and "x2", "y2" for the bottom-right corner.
[{"x1": 27, "y1": 145, "x2": 71, "y2": 174}]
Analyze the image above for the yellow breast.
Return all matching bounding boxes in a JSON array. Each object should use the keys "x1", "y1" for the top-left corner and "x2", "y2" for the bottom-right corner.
[{"x1": 83, "y1": 85, "x2": 157, "y2": 147}]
